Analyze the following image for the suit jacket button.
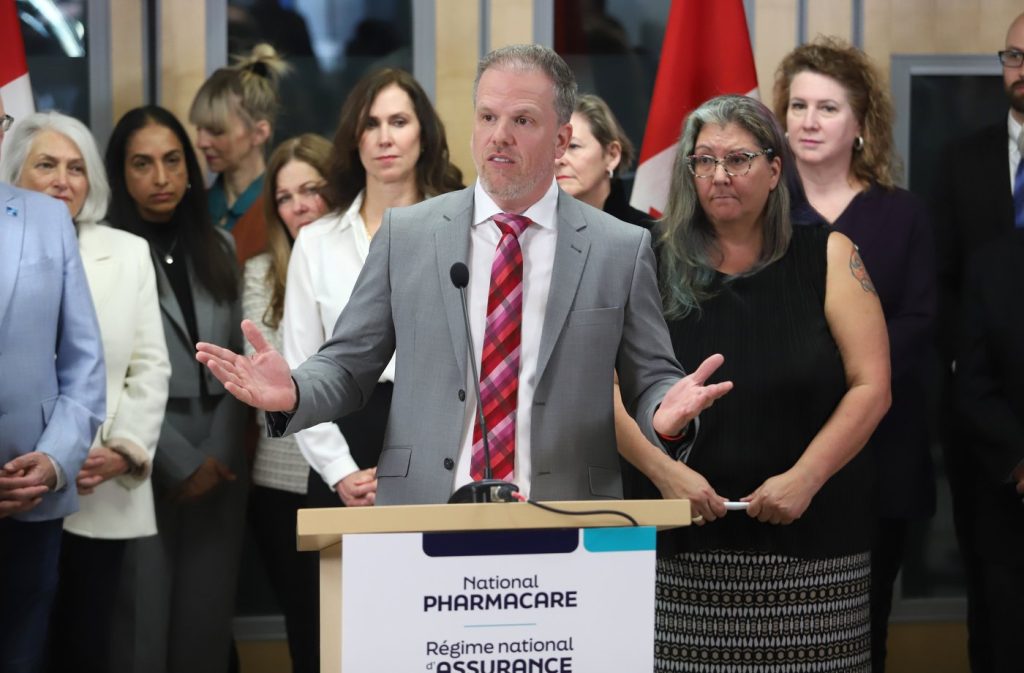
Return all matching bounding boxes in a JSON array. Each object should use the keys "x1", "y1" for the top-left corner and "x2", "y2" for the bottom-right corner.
[
  {"x1": 443, "y1": 457, "x2": 455, "y2": 470},
  {"x1": 458, "y1": 389, "x2": 466, "y2": 402}
]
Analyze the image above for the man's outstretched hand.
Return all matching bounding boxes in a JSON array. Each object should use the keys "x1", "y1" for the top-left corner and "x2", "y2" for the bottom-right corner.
[
  {"x1": 196, "y1": 319, "x2": 298, "y2": 412},
  {"x1": 653, "y1": 353, "x2": 733, "y2": 438}
]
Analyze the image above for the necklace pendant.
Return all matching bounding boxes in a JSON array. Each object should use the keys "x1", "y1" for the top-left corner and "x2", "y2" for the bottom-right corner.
[{"x1": 164, "y1": 254, "x2": 174, "y2": 265}]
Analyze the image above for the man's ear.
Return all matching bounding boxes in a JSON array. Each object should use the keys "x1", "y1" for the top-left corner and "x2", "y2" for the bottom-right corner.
[{"x1": 554, "y1": 121, "x2": 572, "y2": 160}]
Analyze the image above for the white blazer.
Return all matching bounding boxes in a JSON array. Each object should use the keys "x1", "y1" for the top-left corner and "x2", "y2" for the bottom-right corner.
[{"x1": 63, "y1": 222, "x2": 171, "y2": 539}]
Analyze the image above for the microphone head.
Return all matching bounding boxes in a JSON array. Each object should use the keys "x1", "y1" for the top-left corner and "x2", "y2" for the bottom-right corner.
[{"x1": 449, "y1": 262, "x2": 470, "y2": 289}]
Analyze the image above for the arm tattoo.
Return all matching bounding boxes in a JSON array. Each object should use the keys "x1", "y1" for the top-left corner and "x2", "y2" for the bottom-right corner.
[{"x1": 849, "y1": 245, "x2": 876, "y2": 295}]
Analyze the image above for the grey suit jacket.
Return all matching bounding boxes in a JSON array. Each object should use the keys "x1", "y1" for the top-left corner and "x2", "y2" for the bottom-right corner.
[
  {"x1": 274, "y1": 187, "x2": 683, "y2": 504},
  {"x1": 0, "y1": 183, "x2": 106, "y2": 520},
  {"x1": 150, "y1": 230, "x2": 247, "y2": 486}
]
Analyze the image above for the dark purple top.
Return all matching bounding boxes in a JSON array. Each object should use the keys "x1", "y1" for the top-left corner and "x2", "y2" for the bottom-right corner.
[{"x1": 832, "y1": 184, "x2": 937, "y2": 518}]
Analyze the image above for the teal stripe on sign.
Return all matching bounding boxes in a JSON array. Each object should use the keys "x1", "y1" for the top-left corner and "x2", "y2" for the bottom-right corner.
[{"x1": 583, "y1": 526, "x2": 656, "y2": 552}]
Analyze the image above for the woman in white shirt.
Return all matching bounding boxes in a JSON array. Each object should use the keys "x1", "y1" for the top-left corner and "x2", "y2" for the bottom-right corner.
[
  {"x1": 284, "y1": 68, "x2": 462, "y2": 507},
  {"x1": 242, "y1": 133, "x2": 332, "y2": 673}
]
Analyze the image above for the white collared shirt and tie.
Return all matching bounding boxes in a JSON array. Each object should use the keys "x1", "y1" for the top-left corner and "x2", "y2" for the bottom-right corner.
[{"x1": 452, "y1": 179, "x2": 561, "y2": 499}]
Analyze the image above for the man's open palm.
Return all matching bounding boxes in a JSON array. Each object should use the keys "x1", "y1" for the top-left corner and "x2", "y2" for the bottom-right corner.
[{"x1": 196, "y1": 320, "x2": 298, "y2": 412}]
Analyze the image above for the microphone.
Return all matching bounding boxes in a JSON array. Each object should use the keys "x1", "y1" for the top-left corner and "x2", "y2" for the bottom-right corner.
[{"x1": 447, "y1": 262, "x2": 520, "y2": 504}]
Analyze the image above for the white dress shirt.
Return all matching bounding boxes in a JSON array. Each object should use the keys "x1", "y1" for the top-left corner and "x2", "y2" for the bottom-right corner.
[
  {"x1": 1008, "y1": 112, "x2": 1023, "y2": 192},
  {"x1": 453, "y1": 179, "x2": 560, "y2": 499},
  {"x1": 283, "y1": 191, "x2": 396, "y2": 488}
]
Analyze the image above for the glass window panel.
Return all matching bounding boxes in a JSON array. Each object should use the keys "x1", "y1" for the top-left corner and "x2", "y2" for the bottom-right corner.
[
  {"x1": 555, "y1": 0, "x2": 670, "y2": 185},
  {"x1": 19, "y1": 0, "x2": 90, "y2": 123},
  {"x1": 227, "y1": 0, "x2": 412, "y2": 143}
]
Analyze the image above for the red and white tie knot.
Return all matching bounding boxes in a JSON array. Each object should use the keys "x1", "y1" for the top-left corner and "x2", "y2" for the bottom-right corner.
[{"x1": 492, "y1": 213, "x2": 532, "y2": 239}]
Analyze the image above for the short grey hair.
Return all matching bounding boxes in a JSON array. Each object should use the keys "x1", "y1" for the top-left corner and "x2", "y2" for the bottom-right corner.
[
  {"x1": 0, "y1": 111, "x2": 110, "y2": 226},
  {"x1": 474, "y1": 44, "x2": 577, "y2": 125}
]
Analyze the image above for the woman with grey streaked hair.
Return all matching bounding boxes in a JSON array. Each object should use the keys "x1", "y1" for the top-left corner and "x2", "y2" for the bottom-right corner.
[
  {"x1": 614, "y1": 94, "x2": 891, "y2": 672},
  {"x1": 0, "y1": 111, "x2": 171, "y2": 673}
]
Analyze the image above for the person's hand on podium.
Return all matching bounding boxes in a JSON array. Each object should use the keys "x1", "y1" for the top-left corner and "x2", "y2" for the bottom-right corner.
[
  {"x1": 652, "y1": 353, "x2": 733, "y2": 439},
  {"x1": 196, "y1": 320, "x2": 298, "y2": 412},
  {"x1": 335, "y1": 467, "x2": 377, "y2": 507}
]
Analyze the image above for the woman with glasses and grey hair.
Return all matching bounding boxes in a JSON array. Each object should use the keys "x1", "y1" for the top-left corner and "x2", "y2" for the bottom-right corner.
[
  {"x1": 614, "y1": 94, "x2": 890, "y2": 672},
  {"x1": 0, "y1": 110, "x2": 171, "y2": 673},
  {"x1": 773, "y1": 38, "x2": 938, "y2": 673}
]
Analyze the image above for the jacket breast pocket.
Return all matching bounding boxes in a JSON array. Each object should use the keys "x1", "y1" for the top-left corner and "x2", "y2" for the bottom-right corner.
[
  {"x1": 377, "y1": 447, "x2": 411, "y2": 478},
  {"x1": 18, "y1": 257, "x2": 58, "y2": 278},
  {"x1": 566, "y1": 306, "x2": 621, "y2": 327}
]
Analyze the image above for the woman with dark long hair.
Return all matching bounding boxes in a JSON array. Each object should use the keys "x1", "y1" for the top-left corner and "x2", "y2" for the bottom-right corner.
[
  {"x1": 283, "y1": 67, "x2": 463, "y2": 507},
  {"x1": 105, "y1": 105, "x2": 248, "y2": 673}
]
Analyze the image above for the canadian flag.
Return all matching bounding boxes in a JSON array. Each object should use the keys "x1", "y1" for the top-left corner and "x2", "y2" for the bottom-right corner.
[
  {"x1": 631, "y1": 0, "x2": 758, "y2": 217},
  {"x1": 1, "y1": 0, "x2": 34, "y2": 148}
]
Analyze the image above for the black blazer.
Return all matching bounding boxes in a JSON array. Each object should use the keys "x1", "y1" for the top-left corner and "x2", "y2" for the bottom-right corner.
[
  {"x1": 956, "y1": 230, "x2": 1024, "y2": 560},
  {"x1": 932, "y1": 121, "x2": 1015, "y2": 361}
]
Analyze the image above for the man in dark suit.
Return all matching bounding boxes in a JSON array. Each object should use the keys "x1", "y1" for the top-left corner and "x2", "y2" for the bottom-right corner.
[
  {"x1": 932, "y1": 11, "x2": 1024, "y2": 672},
  {"x1": 197, "y1": 44, "x2": 732, "y2": 506},
  {"x1": 956, "y1": 229, "x2": 1024, "y2": 673},
  {"x1": 0, "y1": 92, "x2": 106, "y2": 673}
]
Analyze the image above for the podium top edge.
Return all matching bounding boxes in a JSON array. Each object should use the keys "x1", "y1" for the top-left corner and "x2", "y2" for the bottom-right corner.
[{"x1": 295, "y1": 499, "x2": 690, "y2": 551}]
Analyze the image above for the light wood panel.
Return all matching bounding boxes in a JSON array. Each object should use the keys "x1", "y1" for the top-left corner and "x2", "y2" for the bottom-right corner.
[
  {"x1": 435, "y1": 0, "x2": 481, "y2": 182},
  {"x1": 110, "y1": 0, "x2": 144, "y2": 123},
  {"x1": 864, "y1": 0, "x2": 1021, "y2": 81},
  {"x1": 753, "y1": 0, "x2": 798, "y2": 99},
  {"x1": 489, "y1": 0, "x2": 534, "y2": 49},
  {"x1": 806, "y1": 0, "x2": 852, "y2": 44},
  {"x1": 160, "y1": 0, "x2": 207, "y2": 133}
]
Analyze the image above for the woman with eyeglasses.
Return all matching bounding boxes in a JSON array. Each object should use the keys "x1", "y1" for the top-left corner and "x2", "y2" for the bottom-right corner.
[
  {"x1": 774, "y1": 38, "x2": 937, "y2": 673},
  {"x1": 615, "y1": 95, "x2": 890, "y2": 672},
  {"x1": 241, "y1": 133, "x2": 332, "y2": 673}
]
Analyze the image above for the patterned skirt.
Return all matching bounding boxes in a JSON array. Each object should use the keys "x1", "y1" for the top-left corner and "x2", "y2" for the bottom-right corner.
[{"x1": 654, "y1": 550, "x2": 871, "y2": 673}]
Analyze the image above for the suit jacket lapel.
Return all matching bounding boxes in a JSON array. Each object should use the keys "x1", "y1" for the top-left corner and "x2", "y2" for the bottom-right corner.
[
  {"x1": 193, "y1": 266, "x2": 214, "y2": 346},
  {"x1": 77, "y1": 223, "x2": 116, "y2": 307},
  {"x1": 536, "y1": 192, "x2": 590, "y2": 381},
  {"x1": 0, "y1": 191, "x2": 27, "y2": 328},
  {"x1": 434, "y1": 189, "x2": 474, "y2": 379},
  {"x1": 152, "y1": 255, "x2": 190, "y2": 343}
]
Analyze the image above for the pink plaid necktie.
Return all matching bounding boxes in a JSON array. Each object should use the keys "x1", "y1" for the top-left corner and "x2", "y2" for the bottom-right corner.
[{"x1": 471, "y1": 213, "x2": 531, "y2": 481}]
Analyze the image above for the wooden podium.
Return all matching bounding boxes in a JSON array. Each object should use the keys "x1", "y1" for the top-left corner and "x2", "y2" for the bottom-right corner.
[{"x1": 297, "y1": 499, "x2": 691, "y2": 671}]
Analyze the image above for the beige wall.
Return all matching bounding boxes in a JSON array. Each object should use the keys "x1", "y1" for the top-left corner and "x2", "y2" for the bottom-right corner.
[{"x1": 753, "y1": 0, "x2": 1020, "y2": 93}]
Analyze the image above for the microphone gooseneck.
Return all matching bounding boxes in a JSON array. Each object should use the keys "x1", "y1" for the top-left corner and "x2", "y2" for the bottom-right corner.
[{"x1": 447, "y1": 262, "x2": 519, "y2": 503}]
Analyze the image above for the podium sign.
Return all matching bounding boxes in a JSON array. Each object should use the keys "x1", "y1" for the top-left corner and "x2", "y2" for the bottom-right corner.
[{"x1": 341, "y1": 527, "x2": 656, "y2": 672}]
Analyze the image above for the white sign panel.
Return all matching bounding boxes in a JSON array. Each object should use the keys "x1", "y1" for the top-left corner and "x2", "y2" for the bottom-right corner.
[{"x1": 341, "y1": 527, "x2": 656, "y2": 672}]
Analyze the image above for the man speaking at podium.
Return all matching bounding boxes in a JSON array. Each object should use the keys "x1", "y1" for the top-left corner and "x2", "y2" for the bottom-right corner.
[{"x1": 197, "y1": 44, "x2": 731, "y2": 506}]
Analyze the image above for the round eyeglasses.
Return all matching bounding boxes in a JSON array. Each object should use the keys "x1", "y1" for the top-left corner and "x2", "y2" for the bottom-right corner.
[
  {"x1": 687, "y1": 149, "x2": 774, "y2": 178},
  {"x1": 998, "y1": 49, "x2": 1024, "y2": 68},
  {"x1": 0, "y1": 114, "x2": 13, "y2": 133}
]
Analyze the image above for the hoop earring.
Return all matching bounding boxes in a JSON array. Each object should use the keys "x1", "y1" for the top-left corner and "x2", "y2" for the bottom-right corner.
[
  {"x1": 853, "y1": 136, "x2": 864, "y2": 151},
  {"x1": 606, "y1": 168, "x2": 614, "y2": 179}
]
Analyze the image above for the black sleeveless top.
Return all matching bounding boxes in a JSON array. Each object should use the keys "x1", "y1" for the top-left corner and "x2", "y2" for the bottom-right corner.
[{"x1": 652, "y1": 225, "x2": 871, "y2": 559}]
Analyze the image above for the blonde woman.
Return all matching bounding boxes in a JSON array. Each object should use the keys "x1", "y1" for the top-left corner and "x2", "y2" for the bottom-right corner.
[{"x1": 190, "y1": 43, "x2": 289, "y2": 263}]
